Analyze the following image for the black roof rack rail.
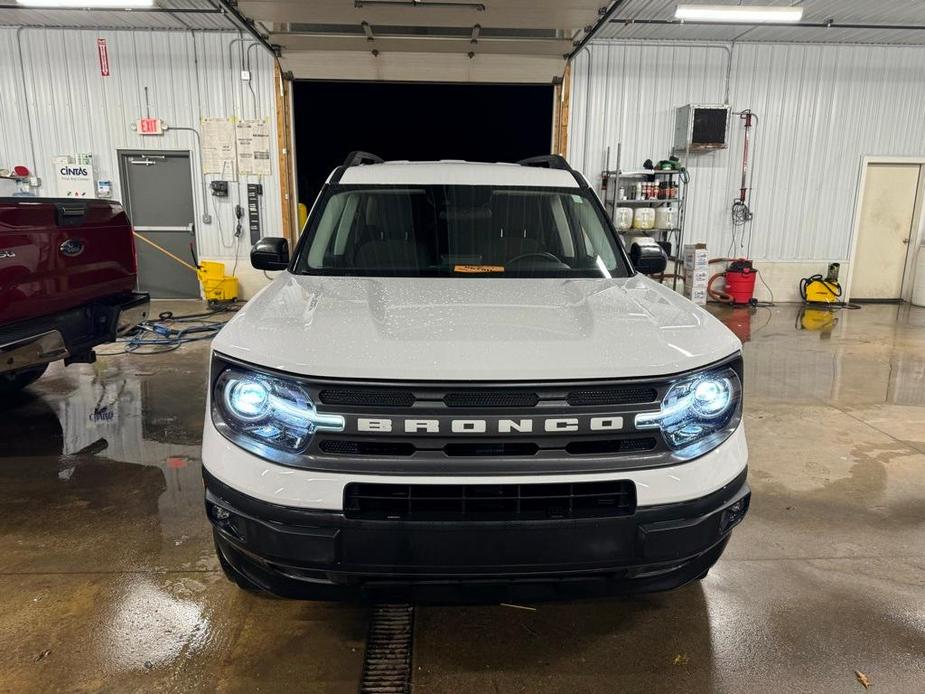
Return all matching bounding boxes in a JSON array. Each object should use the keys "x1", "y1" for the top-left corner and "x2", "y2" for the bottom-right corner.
[
  {"x1": 517, "y1": 154, "x2": 572, "y2": 171},
  {"x1": 517, "y1": 154, "x2": 588, "y2": 188},
  {"x1": 343, "y1": 151, "x2": 384, "y2": 167},
  {"x1": 330, "y1": 151, "x2": 384, "y2": 184}
]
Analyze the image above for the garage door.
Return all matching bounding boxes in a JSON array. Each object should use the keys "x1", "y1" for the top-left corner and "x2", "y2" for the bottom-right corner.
[{"x1": 293, "y1": 81, "x2": 554, "y2": 209}]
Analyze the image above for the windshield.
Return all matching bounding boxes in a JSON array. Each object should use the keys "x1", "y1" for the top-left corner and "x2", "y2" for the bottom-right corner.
[{"x1": 291, "y1": 184, "x2": 631, "y2": 278}]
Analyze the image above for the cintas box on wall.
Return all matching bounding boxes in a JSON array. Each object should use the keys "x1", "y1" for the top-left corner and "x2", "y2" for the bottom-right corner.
[{"x1": 54, "y1": 154, "x2": 96, "y2": 198}]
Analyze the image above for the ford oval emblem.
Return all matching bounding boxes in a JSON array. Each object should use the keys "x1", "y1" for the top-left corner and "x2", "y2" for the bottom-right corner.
[{"x1": 59, "y1": 239, "x2": 85, "y2": 257}]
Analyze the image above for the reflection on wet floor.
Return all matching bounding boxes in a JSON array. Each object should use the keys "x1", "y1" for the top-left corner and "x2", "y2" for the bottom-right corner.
[
  {"x1": 0, "y1": 347, "x2": 208, "y2": 573},
  {"x1": 717, "y1": 303, "x2": 925, "y2": 406},
  {"x1": 0, "y1": 300, "x2": 924, "y2": 693}
]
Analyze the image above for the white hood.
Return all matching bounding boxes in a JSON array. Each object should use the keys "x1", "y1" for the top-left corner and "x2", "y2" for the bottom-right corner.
[{"x1": 213, "y1": 274, "x2": 741, "y2": 381}]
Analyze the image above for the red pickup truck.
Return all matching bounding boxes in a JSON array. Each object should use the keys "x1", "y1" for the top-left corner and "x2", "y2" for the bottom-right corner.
[{"x1": 0, "y1": 198, "x2": 149, "y2": 394}]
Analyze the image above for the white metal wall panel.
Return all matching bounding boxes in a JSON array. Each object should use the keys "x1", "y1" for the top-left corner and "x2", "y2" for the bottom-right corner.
[
  {"x1": 568, "y1": 41, "x2": 925, "y2": 262},
  {"x1": 568, "y1": 42, "x2": 733, "y2": 257},
  {"x1": 0, "y1": 27, "x2": 283, "y2": 261}
]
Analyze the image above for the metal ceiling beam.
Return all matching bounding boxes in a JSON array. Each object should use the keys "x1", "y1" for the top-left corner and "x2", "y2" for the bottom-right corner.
[
  {"x1": 609, "y1": 18, "x2": 925, "y2": 32},
  {"x1": 567, "y1": 0, "x2": 628, "y2": 60},
  {"x1": 211, "y1": 0, "x2": 280, "y2": 56},
  {"x1": 354, "y1": 0, "x2": 486, "y2": 9},
  {"x1": 0, "y1": 6, "x2": 222, "y2": 13}
]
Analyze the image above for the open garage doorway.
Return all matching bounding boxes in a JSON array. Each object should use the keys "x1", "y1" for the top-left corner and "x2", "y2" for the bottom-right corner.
[{"x1": 292, "y1": 81, "x2": 554, "y2": 213}]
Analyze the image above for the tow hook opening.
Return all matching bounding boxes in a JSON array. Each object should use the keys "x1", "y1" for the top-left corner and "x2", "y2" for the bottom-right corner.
[
  {"x1": 208, "y1": 502, "x2": 245, "y2": 542},
  {"x1": 720, "y1": 496, "x2": 750, "y2": 533}
]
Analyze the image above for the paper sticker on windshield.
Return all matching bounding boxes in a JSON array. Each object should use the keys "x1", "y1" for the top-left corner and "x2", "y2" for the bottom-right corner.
[{"x1": 454, "y1": 264, "x2": 505, "y2": 273}]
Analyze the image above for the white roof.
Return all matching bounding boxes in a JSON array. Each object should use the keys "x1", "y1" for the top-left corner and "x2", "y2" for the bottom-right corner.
[{"x1": 334, "y1": 160, "x2": 581, "y2": 187}]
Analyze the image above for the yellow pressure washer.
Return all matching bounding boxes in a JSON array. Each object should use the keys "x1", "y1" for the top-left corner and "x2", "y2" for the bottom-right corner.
[{"x1": 799, "y1": 263, "x2": 842, "y2": 304}]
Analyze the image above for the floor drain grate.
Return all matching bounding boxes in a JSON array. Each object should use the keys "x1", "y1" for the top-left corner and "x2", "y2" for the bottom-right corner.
[{"x1": 358, "y1": 603, "x2": 414, "y2": 694}]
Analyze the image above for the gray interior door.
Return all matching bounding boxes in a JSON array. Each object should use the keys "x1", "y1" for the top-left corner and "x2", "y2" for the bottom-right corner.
[{"x1": 119, "y1": 151, "x2": 200, "y2": 299}]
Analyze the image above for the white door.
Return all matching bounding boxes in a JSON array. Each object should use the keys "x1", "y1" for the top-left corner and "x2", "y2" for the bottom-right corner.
[{"x1": 851, "y1": 163, "x2": 921, "y2": 300}]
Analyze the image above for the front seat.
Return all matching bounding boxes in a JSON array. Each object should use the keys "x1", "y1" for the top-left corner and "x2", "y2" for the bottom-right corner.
[
  {"x1": 491, "y1": 194, "x2": 551, "y2": 262},
  {"x1": 352, "y1": 194, "x2": 429, "y2": 270}
]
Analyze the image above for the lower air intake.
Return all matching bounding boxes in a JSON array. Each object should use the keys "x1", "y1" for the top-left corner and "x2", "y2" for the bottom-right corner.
[{"x1": 344, "y1": 480, "x2": 636, "y2": 521}]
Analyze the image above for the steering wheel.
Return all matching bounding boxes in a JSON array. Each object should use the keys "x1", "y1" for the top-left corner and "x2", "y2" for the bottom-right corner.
[{"x1": 506, "y1": 251, "x2": 564, "y2": 265}]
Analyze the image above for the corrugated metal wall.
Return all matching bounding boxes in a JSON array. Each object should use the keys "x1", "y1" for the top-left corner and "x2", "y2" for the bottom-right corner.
[
  {"x1": 0, "y1": 27, "x2": 283, "y2": 260},
  {"x1": 569, "y1": 41, "x2": 925, "y2": 262}
]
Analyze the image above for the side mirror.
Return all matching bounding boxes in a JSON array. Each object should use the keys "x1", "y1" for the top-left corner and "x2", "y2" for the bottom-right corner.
[
  {"x1": 630, "y1": 240, "x2": 668, "y2": 276},
  {"x1": 251, "y1": 237, "x2": 290, "y2": 271}
]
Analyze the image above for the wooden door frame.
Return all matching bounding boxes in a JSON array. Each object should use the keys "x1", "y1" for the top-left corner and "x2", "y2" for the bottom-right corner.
[
  {"x1": 845, "y1": 155, "x2": 925, "y2": 302},
  {"x1": 552, "y1": 63, "x2": 571, "y2": 156},
  {"x1": 274, "y1": 64, "x2": 297, "y2": 244}
]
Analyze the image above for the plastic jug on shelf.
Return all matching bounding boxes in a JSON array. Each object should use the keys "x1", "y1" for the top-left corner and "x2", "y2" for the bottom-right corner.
[
  {"x1": 632, "y1": 208, "x2": 655, "y2": 230},
  {"x1": 615, "y1": 207, "x2": 634, "y2": 230}
]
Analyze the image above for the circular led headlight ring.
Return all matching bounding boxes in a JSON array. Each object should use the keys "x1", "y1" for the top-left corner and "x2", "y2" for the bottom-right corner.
[
  {"x1": 690, "y1": 376, "x2": 734, "y2": 419},
  {"x1": 223, "y1": 377, "x2": 271, "y2": 422}
]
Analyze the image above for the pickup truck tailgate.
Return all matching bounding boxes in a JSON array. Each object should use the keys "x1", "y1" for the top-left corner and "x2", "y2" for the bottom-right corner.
[{"x1": 0, "y1": 198, "x2": 138, "y2": 326}]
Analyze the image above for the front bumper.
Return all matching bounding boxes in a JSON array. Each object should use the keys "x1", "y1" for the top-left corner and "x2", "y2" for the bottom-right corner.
[
  {"x1": 205, "y1": 468, "x2": 750, "y2": 603},
  {"x1": 0, "y1": 292, "x2": 149, "y2": 374}
]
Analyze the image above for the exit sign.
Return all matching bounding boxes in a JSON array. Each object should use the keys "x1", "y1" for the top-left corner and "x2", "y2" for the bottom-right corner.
[{"x1": 137, "y1": 118, "x2": 163, "y2": 135}]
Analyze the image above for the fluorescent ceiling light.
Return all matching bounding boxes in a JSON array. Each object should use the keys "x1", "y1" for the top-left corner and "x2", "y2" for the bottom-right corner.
[
  {"x1": 675, "y1": 4, "x2": 803, "y2": 23},
  {"x1": 16, "y1": 0, "x2": 155, "y2": 7}
]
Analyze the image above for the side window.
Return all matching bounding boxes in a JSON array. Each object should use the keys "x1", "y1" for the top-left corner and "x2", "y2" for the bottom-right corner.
[
  {"x1": 549, "y1": 196, "x2": 576, "y2": 259},
  {"x1": 331, "y1": 194, "x2": 363, "y2": 257},
  {"x1": 307, "y1": 192, "x2": 350, "y2": 266},
  {"x1": 567, "y1": 195, "x2": 617, "y2": 268}
]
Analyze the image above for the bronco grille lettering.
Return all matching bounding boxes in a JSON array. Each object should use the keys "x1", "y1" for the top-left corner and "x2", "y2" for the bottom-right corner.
[{"x1": 353, "y1": 416, "x2": 629, "y2": 435}]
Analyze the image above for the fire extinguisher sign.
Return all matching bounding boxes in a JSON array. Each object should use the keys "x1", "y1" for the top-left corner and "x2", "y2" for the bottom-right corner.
[{"x1": 97, "y1": 38, "x2": 110, "y2": 77}]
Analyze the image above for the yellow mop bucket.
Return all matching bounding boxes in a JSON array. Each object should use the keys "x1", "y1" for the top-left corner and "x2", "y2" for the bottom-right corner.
[{"x1": 197, "y1": 261, "x2": 238, "y2": 302}]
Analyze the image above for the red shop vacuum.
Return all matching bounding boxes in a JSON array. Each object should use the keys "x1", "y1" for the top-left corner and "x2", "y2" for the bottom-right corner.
[{"x1": 708, "y1": 259, "x2": 757, "y2": 305}]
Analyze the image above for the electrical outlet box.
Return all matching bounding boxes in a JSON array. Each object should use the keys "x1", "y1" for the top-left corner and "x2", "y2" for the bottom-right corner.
[
  {"x1": 240, "y1": 70, "x2": 251, "y2": 81},
  {"x1": 210, "y1": 180, "x2": 229, "y2": 197}
]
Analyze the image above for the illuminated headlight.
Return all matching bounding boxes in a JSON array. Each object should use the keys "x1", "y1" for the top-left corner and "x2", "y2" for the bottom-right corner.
[
  {"x1": 213, "y1": 368, "x2": 344, "y2": 453},
  {"x1": 635, "y1": 367, "x2": 742, "y2": 458}
]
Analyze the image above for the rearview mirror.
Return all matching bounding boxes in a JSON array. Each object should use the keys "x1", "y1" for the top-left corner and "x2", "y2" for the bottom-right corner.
[
  {"x1": 251, "y1": 237, "x2": 290, "y2": 271},
  {"x1": 630, "y1": 240, "x2": 668, "y2": 276}
]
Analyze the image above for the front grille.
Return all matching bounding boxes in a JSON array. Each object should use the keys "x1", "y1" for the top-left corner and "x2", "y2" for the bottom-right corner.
[
  {"x1": 319, "y1": 389, "x2": 415, "y2": 408},
  {"x1": 318, "y1": 437, "x2": 655, "y2": 457},
  {"x1": 317, "y1": 385, "x2": 659, "y2": 408},
  {"x1": 443, "y1": 442, "x2": 539, "y2": 457},
  {"x1": 344, "y1": 480, "x2": 636, "y2": 521},
  {"x1": 567, "y1": 386, "x2": 658, "y2": 406},
  {"x1": 443, "y1": 391, "x2": 539, "y2": 408},
  {"x1": 565, "y1": 437, "x2": 657, "y2": 455},
  {"x1": 320, "y1": 440, "x2": 415, "y2": 456}
]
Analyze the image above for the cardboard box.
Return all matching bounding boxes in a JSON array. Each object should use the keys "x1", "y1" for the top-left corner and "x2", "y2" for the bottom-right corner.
[
  {"x1": 683, "y1": 243, "x2": 708, "y2": 269},
  {"x1": 682, "y1": 244, "x2": 709, "y2": 304},
  {"x1": 687, "y1": 288, "x2": 707, "y2": 305},
  {"x1": 684, "y1": 269, "x2": 709, "y2": 284}
]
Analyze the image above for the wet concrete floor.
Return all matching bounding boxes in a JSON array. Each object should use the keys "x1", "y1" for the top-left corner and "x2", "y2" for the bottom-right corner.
[{"x1": 0, "y1": 300, "x2": 923, "y2": 692}]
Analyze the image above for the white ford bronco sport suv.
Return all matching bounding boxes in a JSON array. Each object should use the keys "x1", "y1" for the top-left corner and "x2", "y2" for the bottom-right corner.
[{"x1": 203, "y1": 153, "x2": 749, "y2": 602}]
